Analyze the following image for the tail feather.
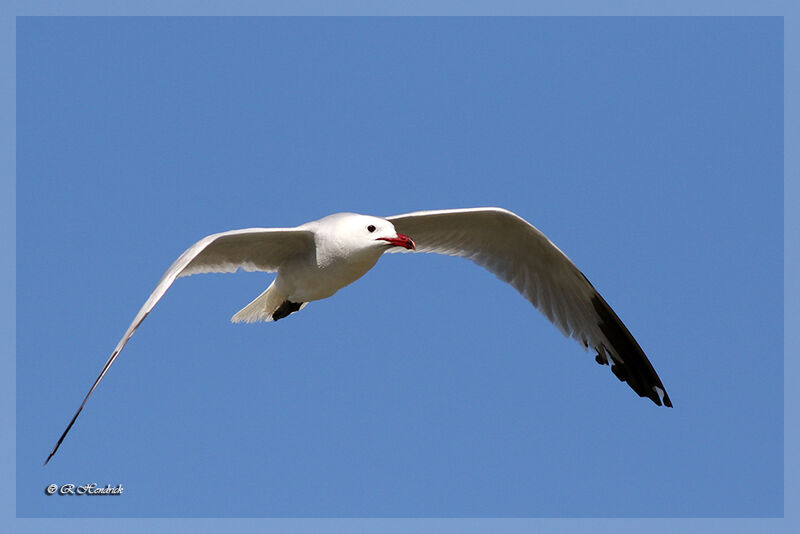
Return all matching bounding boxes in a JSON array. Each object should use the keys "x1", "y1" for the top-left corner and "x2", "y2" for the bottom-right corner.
[{"x1": 231, "y1": 282, "x2": 284, "y2": 323}]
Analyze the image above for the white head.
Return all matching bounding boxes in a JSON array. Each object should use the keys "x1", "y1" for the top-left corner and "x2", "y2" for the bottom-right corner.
[{"x1": 311, "y1": 213, "x2": 415, "y2": 255}]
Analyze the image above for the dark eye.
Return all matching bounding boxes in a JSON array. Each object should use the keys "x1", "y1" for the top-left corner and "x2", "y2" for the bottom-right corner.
[{"x1": 367, "y1": 225, "x2": 376, "y2": 233}]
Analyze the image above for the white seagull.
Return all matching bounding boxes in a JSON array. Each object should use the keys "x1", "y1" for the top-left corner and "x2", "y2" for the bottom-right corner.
[{"x1": 45, "y1": 207, "x2": 671, "y2": 464}]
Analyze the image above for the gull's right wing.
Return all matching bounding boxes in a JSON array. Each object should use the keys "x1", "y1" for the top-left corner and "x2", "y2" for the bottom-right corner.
[{"x1": 45, "y1": 227, "x2": 315, "y2": 465}]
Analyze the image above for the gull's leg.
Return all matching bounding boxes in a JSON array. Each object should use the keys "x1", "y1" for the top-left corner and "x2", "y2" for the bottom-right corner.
[{"x1": 272, "y1": 300, "x2": 304, "y2": 321}]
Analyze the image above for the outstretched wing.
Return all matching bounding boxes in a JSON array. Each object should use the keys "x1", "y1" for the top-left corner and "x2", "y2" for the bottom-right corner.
[
  {"x1": 387, "y1": 207, "x2": 671, "y2": 407},
  {"x1": 45, "y1": 227, "x2": 315, "y2": 464}
]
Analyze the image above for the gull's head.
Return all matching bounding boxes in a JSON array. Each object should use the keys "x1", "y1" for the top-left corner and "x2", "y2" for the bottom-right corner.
[{"x1": 317, "y1": 213, "x2": 415, "y2": 253}]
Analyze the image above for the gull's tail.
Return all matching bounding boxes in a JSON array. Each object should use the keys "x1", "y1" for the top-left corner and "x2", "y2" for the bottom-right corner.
[
  {"x1": 231, "y1": 281, "x2": 308, "y2": 323},
  {"x1": 231, "y1": 281, "x2": 283, "y2": 323}
]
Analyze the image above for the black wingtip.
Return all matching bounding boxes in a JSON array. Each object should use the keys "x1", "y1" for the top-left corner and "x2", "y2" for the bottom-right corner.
[
  {"x1": 44, "y1": 401, "x2": 87, "y2": 466},
  {"x1": 44, "y1": 438, "x2": 62, "y2": 466},
  {"x1": 590, "y1": 293, "x2": 672, "y2": 408},
  {"x1": 44, "y1": 431, "x2": 67, "y2": 467}
]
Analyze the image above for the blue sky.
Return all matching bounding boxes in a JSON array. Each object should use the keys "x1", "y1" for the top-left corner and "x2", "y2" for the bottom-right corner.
[{"x1": 13, "y1": 14, "x2": 784, "y2": 522}]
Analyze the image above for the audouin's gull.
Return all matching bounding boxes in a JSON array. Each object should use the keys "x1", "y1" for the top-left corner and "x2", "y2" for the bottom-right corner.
[{"x1": 45, "y1": 207, "x2": 671, "y2": 464}]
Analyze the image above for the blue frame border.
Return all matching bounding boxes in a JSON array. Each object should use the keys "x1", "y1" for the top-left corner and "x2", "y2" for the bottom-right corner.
[{"x1": 3, "y1": 1, "x2": 795, "y2": 533}]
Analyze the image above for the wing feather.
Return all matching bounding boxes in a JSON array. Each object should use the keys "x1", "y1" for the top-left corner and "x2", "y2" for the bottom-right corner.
[
  {"x1": 45, "y1": 227, "x2": 314, "y2": 464},
  {"x1": 387, "y1": 208, "x2": 671, "y2": 407}
]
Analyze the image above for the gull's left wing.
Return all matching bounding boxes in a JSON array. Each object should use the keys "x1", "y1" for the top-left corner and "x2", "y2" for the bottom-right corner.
[{"x1": 387, "y1": 207, "x2": 671, "y2": 407}]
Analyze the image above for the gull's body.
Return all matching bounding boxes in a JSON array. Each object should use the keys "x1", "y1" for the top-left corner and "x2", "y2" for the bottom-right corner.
[
  {"x1": 46, "y1": 207, "x2": 672, "y2": 464},
  {"x1": 232, "y1": 212, "x2": 404, "y2": 321}
]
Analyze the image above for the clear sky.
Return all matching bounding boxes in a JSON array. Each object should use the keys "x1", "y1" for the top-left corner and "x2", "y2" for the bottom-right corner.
[{"x1": 15, "y1": 15, "x2": 783, "y2": 520}]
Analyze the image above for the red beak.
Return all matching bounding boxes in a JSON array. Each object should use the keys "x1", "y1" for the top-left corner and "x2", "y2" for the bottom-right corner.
[{"x1": 377, "y1": 233, "x2": 415, "y2": 250}]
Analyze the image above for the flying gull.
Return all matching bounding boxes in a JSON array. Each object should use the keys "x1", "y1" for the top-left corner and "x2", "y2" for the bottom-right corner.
[{"x1": 45, "y1": 207, "x2": 671, "y2": 464}]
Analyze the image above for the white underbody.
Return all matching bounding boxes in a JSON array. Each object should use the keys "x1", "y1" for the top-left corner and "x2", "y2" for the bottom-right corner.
[
  {"x1": 231, "y1": 215, "x2": 390, "y2": 322},
  {"x1": 276, "y1": 246, "x2": 384, "y2": 303}
]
